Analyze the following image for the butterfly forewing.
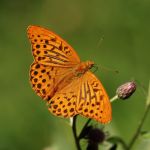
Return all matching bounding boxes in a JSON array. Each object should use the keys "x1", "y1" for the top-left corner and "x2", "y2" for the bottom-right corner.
[
  {"x1": 30, "y1": 62, "x2": 73, "y2": 100},
  {"x1": 27, "y1": 26, "x2": 80, "y2": 67}
]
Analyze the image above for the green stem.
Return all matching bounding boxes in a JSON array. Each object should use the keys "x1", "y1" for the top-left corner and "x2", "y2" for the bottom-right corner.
[
  {"x1": 110, "y1": 95, "x2": 118, "y2": 103},
  {"x1": 72, "y1": 115, "x2": 81, "y2": 150},
  {"x1": 127, "y1": 104, "x2": 150, "y2": 150},
  {"x1": 78, "y1": 118, "x2": 91, "y2": 139}
]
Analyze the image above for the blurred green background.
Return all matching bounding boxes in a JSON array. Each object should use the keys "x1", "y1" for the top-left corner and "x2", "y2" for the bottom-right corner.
[{"x1": 0, "y1": 0, "x2": 150, "y2": 150}]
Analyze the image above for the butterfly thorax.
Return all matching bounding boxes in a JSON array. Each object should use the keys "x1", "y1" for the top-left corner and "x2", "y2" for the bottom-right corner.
[{"x1": 73, "y1": 61, "x2": 94, "y2": 77}]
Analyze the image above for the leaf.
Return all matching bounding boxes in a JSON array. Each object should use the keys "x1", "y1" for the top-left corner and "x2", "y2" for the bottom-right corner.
[{"x1": 141, "y1": 131, "x2": 150, "y2": 140}]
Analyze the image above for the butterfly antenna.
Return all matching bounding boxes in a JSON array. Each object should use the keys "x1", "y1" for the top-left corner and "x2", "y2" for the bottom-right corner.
[
  {"x1": 97, "y1": 35, "x2": 104, "y2": 49},
  {"x1": 96, "y1": 64, "x2": 119, "y2": 74},
  {"x1": 92, "y1": 65, "x2": 98, "y2": 73}
]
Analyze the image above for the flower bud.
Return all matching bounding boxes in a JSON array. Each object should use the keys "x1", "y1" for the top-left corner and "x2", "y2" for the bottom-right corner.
[
  {"x1": 86, "y1": 128, "x2": 106, "y2": 150},
  {"x1": 88, "y1": 128, "x2": 105, "y2": 143},
  {"x1": 116, "y1": 81, "x2": 136, "y2": 100}
]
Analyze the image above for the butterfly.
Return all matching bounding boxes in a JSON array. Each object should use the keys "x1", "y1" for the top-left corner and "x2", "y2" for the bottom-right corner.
[{"x1": 27, "y1": 25, "x2": 112, "y2": 123}]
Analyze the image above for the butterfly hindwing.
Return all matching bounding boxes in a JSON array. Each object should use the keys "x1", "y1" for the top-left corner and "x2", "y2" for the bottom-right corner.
[
  {"x1": 48, "y1": 78, "x2": 80, "y2": 117},
  {"x1": 76, "y1": 71, "x2": 112, "y2": 123}
]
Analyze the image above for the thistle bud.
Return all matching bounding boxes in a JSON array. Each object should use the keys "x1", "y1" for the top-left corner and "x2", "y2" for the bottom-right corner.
[
  {"x1": 116, "y1": 81, "x2": 136, "y2": 100},
  {"x1": 88, "y1": 128, "x2": 105, "y2": 143},
  {"x1": 86, "y1": 128, "x2": 106, "y2": 150}
]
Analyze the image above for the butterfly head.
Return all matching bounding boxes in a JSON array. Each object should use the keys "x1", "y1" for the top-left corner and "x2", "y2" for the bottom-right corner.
[{"x1": 86, "y1": 60, "x2": 94, "y2": 69}]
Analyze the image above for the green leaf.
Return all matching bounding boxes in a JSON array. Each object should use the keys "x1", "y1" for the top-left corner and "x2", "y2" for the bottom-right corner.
[{"x1": 141, "y1": 131, "x2": 150, "y2": 140}]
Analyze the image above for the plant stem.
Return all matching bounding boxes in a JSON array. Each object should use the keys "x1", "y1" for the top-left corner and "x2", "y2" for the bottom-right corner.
[
  {"x1": 127, "y1": 104, "x2": 150, "y2": 150},
  {"x1": 72, "y1": 115, "x2": 81, "y2": 150},
  {"x1": 79, "y1": 118, "x2": 91, "y2": 139},
  {"x1": 110, "y1": 95, "x2": 118, "y2": 103}
]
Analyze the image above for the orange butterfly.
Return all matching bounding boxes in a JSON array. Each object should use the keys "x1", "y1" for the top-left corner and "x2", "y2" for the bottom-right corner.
[{"x1": 27, "y1": 25, "x2": 112, "y2": 123}]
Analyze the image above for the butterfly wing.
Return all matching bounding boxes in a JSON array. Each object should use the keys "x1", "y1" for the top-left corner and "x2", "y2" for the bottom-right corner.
[
  {"x1": 28, "y1": 25, "x2": 111, "y2": 123},
  {"x1": 49, "y1": 71, "x2": 111, "y2": 123},
  {"x1": 28, "y1": 25, "x2": 81, "y2": 100},
  {"x1": 48, "y1": 76, "x2": 81, "y2": 117},
  {"x1": 77, "y1": 71, "x2": 112, "y2": 123},
  {"x1": 30, "y1": 61, "x2": 73, "y2": 100},
  {"x1": 27, "y1": 25, "x2": 80, "y2": 67}
]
